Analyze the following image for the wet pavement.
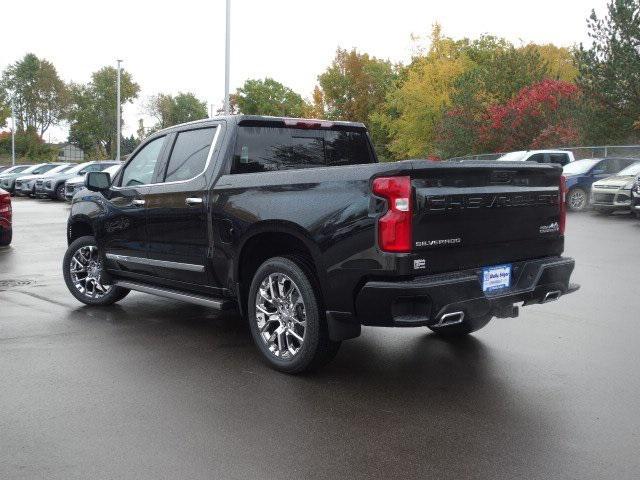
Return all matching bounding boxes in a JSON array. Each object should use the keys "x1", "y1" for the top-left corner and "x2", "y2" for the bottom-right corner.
[{"x1": 1, "y1": 197, "x2": 639, "y2": 479}]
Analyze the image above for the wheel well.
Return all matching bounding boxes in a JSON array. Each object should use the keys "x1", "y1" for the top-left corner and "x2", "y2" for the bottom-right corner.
[
  {"x1": 237, "y1": 232, "x2": 318, "y2": 316},
  {"x1": 68, "y1": 221, "x2": 93, "y2": 244}
]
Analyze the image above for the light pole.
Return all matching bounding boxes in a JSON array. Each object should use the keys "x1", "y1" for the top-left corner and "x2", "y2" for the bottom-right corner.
[
  {"x1": 10, "y1": 98, "x2": 16, "y2": 167},
  {"x1": 224, "y1": 0, "x2": 231, "y2": 115},
  {"x1": 116, "y1": 59, "x2": 122, "y2": 161}
]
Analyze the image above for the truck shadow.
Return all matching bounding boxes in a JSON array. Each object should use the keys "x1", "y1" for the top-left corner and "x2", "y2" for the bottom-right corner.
[{"x1": 65, "y1": 302, "x2": 555, "y2": 478}]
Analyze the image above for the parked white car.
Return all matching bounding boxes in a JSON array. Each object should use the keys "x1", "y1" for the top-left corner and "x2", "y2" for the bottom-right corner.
[{"x1": 496, "y1": 150, "x2": 575, "y2": 166}]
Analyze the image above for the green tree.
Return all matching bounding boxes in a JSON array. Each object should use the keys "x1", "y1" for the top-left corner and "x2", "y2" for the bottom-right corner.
[
  {"x1": 146, "y1": 92, "x2": 208, "y2": 131},
  {"x1": 0, "y1": 91, "x2": 9, "y2": 128},
  {"x1": 1, "y1": 53, "x2": 69, "y2": 135},
  {"x1": 67, "y1": 66, "x2": 139, "y2": 157},
  {"x1": 234, "y1": 78, "x2": 309, "y2": 117},
  {"x1": 315, "y1": 48, "x2": 398, "y2": 122},
  {"x1": 576, "y1": 0, "x2": 640, "y2": 143},
  {"x1": 379, "y1": 25, "x2": 471, "y2": 159}
]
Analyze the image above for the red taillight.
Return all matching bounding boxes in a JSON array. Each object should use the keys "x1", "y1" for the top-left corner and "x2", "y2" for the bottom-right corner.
[
  {"x1": 372, "y1": 176, "x2": 412, "y2": 252},
  {"x1": 0, "y1": 192, "x2": 11, "y2": 222},
  {"x1": 559, "y1": 175, "x2": 567, "y2": 235}
]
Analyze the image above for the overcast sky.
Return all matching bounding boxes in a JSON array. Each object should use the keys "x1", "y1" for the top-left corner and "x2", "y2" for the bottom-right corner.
[{"x1": 2, "y1": 0, "x2": 609, "y2": 143}]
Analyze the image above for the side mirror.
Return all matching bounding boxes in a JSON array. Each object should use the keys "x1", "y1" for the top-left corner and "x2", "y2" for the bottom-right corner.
[
  {"x1": 79, "y1": 171, "x2": 87, "y2": 176},
  {"x1": 85, "y1": 171, "x2": 111, "y2": 192}
]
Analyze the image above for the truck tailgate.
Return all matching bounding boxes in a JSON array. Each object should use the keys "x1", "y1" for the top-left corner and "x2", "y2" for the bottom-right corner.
[{"x1": 409, "y1": 162, "x2": 564, "y2": 274}]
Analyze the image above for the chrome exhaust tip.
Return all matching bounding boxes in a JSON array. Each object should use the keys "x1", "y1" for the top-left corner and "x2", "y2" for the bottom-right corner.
[
  {"x1": 433, "y1": 311, "x2": 465, "y2": 328},
  {"x1": 543, "y1": 290, "x2": 562, "y2": 303}
]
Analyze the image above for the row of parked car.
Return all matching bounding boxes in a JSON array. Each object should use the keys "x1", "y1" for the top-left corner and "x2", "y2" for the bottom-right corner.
[
  {"x1": 493, "y1": 150, "x2": 640, "y2": 216},
  {"x1": 0, "y1": 161, "x2": 121, "y2": 201}
]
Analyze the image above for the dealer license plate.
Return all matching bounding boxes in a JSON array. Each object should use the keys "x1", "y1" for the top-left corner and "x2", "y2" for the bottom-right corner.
[{"x1": 482, "y1": 264, "x2": 511, "y2": 292}]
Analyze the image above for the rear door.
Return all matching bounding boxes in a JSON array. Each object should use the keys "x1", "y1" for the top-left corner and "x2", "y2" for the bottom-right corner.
[
  {"x1": 145, "y1": 124, "x2": 222, "y2": 292},
  {"x1": 102, "y1": 135, "x2": 169, "y2": 278}
]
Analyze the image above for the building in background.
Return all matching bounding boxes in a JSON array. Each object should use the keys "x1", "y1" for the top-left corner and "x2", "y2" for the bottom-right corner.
[{"x1": 56, "y1": 144, "x2": 84, "y2": 162}]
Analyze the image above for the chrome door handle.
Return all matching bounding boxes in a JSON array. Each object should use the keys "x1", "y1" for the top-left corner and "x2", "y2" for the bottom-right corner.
[
  {"x1": 132, "y1": 199, "x2": 145, "y2": 206},
  {"x1": 185, "y1": 197, "x2": 203, "y2": 206}
]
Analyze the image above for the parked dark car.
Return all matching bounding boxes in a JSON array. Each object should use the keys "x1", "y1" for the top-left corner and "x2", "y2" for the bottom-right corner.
[
  {"x1": 562, "y1": 157, "x2": 638, "y2": 211},
  {"x1": 63, "y1": 115, "x2": 578, "y2": 373},
  {"x1": 0, "y1": 188, "x2": 12, "y2": 246}
]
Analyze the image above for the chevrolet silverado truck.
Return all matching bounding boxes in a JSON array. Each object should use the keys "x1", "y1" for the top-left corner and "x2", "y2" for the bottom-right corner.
[{"x1": 62, "y1": 115, "x2": 579, "y2": 373}]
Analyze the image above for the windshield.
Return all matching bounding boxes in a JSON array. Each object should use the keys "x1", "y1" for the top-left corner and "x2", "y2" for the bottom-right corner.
[
  {"x1": 563, "y1": 159, "x2": 599, "y2": 175},
  {"x1": 617, "y1": 162, "x2": 640, "y2": 176},
  {"x1": 0, "y1": 165, "x2": 31, "y2": 176},
  {"x1": 66, "y1": 162, "x2": 93, "y2": 175},
  {"x1": 32, "y1": 164, "x2": 57, "y2": 175},
  {"x1": 496, "y1": 151, "x2": 527, "y2": 162},
  {"x1": 42, "y1": 164, "x2": 73, "y2": 176}
]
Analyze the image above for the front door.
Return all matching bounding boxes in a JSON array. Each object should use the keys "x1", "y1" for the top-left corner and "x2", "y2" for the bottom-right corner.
[
  {"x1": 145, "y1": 125, "x2": 221, "y2": 294},
  {"x1": 102, "y1": 134, "x2": 169, "y2": 278}
]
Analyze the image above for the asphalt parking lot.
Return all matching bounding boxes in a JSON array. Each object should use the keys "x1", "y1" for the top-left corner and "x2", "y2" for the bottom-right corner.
[{"x1": 1, "y1": 197, "x2": 639, "y2": 479}]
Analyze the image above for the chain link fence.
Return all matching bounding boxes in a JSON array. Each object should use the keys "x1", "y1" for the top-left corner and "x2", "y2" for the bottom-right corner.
[{"x1": 450, "y1": 145, "x2": 640, "y2": 162}]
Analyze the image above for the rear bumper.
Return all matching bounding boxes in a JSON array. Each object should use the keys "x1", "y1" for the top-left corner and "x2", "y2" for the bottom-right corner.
[{"x1": 352, "y1": 256, "x2": 578, "y2": 327}]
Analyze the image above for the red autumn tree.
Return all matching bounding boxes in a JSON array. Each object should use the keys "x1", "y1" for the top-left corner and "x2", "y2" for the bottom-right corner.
[{"x1": 478, "y1": 79, "x2": 580, "y2": 152}]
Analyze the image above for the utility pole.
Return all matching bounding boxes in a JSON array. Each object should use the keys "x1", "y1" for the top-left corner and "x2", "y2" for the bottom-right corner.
[
  {"x1": 224, "y1": 0, "x2": 231, "y2": 115},
  {"x1": 10, "y1": 98, "x2": 16, "y2": 166},
  {"x1": 116, "y1": 59, "x2": 122, "y2": 161}
]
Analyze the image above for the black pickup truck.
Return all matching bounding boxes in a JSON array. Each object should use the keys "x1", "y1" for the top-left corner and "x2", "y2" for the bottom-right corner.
[{"x1": 63, "y1": 115, "x2": 578, "y2": 373}]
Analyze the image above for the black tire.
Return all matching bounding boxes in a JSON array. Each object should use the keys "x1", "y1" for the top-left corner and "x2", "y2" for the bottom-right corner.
[
  {"x1": 428, "y1": 313, "x2": 492, "y2": 337},
  {"x1": 0, "y1": 228, "x2": 11, "y2": 246},
  {"x1": 247, "y1": 256, "x2": 340, "y2": 374},
  {"x1": 55, "y1": 183, "x2": 66, "y2": 201},
  {"x1": 63, "y1": 235, "x2": 130, "y2": 306},
  {"x1": 567, "y1": 187, "x2": 588, "y2": 212}
]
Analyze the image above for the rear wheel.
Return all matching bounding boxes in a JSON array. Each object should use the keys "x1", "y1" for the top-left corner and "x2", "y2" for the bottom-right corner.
[
  {"x1": 247, "y1": 256, "x2": 340, "y2": 373},
  {"x1": 63, "y1": 236, "x2": 129, "y2": 306},
  {"x1": 567, "y1": 187, "x2": 588, "y2": 211},
  {"x1": 428, "y1": 313, "x2": 491, "y2": 337}
]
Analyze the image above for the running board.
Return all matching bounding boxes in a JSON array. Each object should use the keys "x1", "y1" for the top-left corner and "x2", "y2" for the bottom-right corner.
[{"x1": 114, "y1": 280, "x2": 236, "y2": 310}]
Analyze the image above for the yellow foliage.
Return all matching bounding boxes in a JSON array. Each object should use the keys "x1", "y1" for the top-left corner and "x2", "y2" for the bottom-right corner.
[{"x1": 385, "y1": 26, "x2": 472, "y2": 158}]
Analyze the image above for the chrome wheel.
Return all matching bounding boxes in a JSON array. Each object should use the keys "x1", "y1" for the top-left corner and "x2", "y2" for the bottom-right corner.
[
  {"x1": 69, "y1": 245, "x2": 111, "y2": 298},
  {"x1": 568, "y1": 189, "x2": 586, "y2": 210},
  {"x1": 255, "y1": 273, "x2": 307, "y2": 359}
]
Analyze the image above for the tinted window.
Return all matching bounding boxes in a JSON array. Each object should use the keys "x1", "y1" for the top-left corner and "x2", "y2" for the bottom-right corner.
[
  {"x1": 527, "y1": 153, "x2": 546, "y2": 163},
  {"x1": 232, "y1": 126, "x2": 372, "y2": 174},
  {"x1": 120, "y1": 136, "x2": 166, "y2": 187},
  {"x1": 599, "y1": 159, "x2": 618, "y2": 174},
  {"x1": 325, "y1": 131, "x2": 372, "y2": 166},
  {"x1": 32, "y1": 164, "x2": 57, "y2": 174},
  {"x1": 549, "y1": 153, "x2": 569, "y2": 166},
  {"x1": 164, "y1": 127, "x2": 216, "y2": 182}
]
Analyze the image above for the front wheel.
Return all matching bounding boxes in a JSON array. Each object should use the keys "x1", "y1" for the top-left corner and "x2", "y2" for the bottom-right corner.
[
  {"x1": 62, "y1": 235, "x2": 129, "y2": 306},
  {"x1": 247, "y1": 256, "x2": 340, "y2": 373},
  {"x1": 567, "y1": 187, "x2": 588, "y2": 211}
]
